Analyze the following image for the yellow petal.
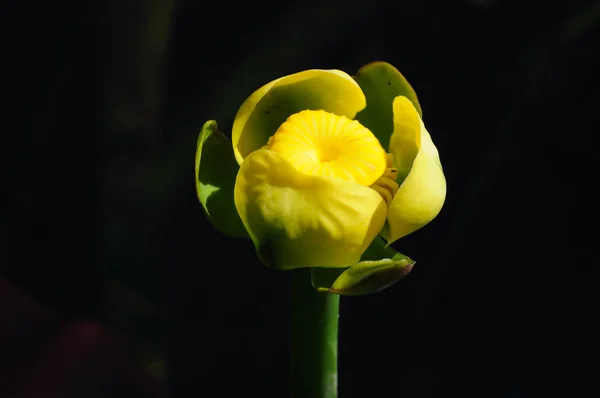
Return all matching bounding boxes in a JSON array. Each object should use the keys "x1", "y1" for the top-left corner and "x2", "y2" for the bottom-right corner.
[
  {"x1": 234, "y1": 149, "x2": 387, "y2": 270},
  {"x1": 388, "y1": 96, "x2": 421, "y2": 183},
  {"x1": 387, "y1": 96, "x2": 446, "y2": 244},
  {"x1": 231, "y1": 70, "x2": 366, "y2": 165}
]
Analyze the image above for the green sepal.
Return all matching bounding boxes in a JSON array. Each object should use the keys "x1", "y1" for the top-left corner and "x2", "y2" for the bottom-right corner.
[
  {"x1": 310, "y1": 237, "x2": 415, "y2": 296},
  {"x1": 354, "y1": 61, "x2": 422, "y2": 149},
  {"x1": 195, "y1": 120, "x2": 249, "y2": 238}
]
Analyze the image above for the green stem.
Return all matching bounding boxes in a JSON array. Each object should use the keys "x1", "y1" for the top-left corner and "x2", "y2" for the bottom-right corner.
[{"x1": 291, "y1": 269, "x2": 340, "y2": 398}]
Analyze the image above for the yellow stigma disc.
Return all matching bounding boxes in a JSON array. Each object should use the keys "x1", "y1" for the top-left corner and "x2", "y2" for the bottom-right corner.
[{"x1": 268, "y1": 110, "x2": 387, "y2": 186}]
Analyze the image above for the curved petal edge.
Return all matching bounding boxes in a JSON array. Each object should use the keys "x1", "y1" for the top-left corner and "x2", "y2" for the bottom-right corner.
[{"x1": 387, "y1": 98, "x2": 446, "y2": 244}]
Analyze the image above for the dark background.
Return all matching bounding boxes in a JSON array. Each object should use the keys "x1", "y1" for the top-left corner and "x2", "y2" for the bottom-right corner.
[{"x1": 2, "y1": 0, "x2": 598, "y2": 397}]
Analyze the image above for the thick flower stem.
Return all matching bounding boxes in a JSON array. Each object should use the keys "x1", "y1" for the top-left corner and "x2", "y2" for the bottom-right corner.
[{"x1": 291, "y1": 269, "x2": 340, "y2": 398}]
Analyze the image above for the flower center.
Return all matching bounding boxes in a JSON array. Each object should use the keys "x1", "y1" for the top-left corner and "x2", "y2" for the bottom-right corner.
[{"x1": 267, "y1": 110, "x2": 387, "y2": 186}]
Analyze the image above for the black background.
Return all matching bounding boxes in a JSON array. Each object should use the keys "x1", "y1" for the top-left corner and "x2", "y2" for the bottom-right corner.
[{"x1": 2, "y1": 0, "x2": 598, "y2": 397}]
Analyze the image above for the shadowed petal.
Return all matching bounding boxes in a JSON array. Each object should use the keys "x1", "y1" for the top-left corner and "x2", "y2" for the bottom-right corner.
[
  {"x1": 234, "y1": 149, "x2": 387, "y2": 269},
  {"x1": 232, "y1": 70, "x2": 366, "y2": 164}
]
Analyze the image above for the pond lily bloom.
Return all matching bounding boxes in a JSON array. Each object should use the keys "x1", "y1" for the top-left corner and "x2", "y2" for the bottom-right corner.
[{"x1": 196, "y1": 62, "x2": 446, "y2": 294}]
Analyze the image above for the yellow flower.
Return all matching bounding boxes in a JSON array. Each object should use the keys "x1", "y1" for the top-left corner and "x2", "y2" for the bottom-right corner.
[{"x1": 196, "y1": 62, "x2": 446, "y2": 294}]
